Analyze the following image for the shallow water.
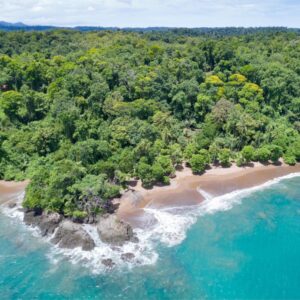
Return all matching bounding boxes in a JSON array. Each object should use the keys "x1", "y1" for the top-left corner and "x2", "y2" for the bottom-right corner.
[{"x1": 0, "y1": 176, "x2": 300, "y2": 299}]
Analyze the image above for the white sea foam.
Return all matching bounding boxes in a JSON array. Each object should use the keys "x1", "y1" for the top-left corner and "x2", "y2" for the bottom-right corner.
[
  {"x1": 197, "y1": 188, "x2": 214, "y2": 201},
  {"x1": 47, "y1": 224, "x2": 158, "y2": 274},
  {"x1": 143, "y1": 206, "x2": 198, "y2": 247},
  {"x1": 0, "y1": 191, "x2": 25, "y2": 221},
  {"x1": 198, "y1": 172, "x2": 300, "y2": 215},
  {"x1": 140, "y1": 172, "x2": 300, "y2": 249},
  {"x1": 47, "y1": 206, "x2": 196, "y2": 273},
  {"x1": 0, "y1": 190, "x2": 157, "y2": 273},
  {"x1": 0, "y1": 191, "x2": 43, "y2": 238}
]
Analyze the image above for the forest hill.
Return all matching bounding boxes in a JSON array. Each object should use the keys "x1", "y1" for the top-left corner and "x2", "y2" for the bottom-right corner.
[{"x1": 0, "y1": 29, "x2": 299, "y2": 223}]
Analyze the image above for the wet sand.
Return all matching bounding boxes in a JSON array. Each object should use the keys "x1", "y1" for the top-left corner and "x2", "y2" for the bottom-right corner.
[
  {"x1": 0, "y1": 180, "x2": 29, "y2": 206},
  {"x1": 117, "y1": 162, "x2": 300, "y2": 227}
]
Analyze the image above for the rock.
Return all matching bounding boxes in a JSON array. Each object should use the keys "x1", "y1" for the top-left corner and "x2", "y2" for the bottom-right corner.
[
  {"x1": 101, "y1": 259, "x2": 115, "y2": 268},
  {"x1": 24, "y1": 210, "x2": 42, "y2": 227},
  {"x1": 24, "y1": 211, "x2": 62, "y2": 237},
  {"x1": 83, "y1": 215, "x2": 96, "y2": 224},
  {"x1": 39, "y1": 213, "x2": 62, "y2": 236},
  {"x1": 51, "y1": 220, "x2": 95, "y2": 251},
  {"x1": 121, "y1": 252, "x2": 135, "y2": 261},
  {"x1": 23, "y1": 211, "x2": 95, "y2": 251},
  {"x1": 97, "y1": 214, "x2": 136, "y2": 245}
]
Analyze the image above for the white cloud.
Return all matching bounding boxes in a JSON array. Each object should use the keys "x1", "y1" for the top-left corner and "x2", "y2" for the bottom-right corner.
[
  {"x1": 31, "y1": 6, "x2": 44, "y2": 12},
  {"x1": 87, "y1": 6, "x2": 95, "y2": 11},
  {"x1": 0, "y1": 0, "x2": 299, "y2": 27}
]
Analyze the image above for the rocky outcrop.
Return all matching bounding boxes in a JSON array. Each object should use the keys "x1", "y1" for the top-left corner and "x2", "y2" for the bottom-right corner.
[
  {"x1": 24, "y1": 211, "x2": 95, "y2": 250},
  {"x1": 23, "y1": 210, "x2": 41, "y2": 226},
  {"x1": 97, "y1": 214, "x2": 136, "y2": 245},
  {"x1": 51, "y1": 220, "x2": 95, "y2": 251},
  {"x1": 39, "y1": 213, "x2": 62, "y2": 236},
  {"x1": 23, "y1": 210, "x2": 136, "y2": 251},
  {"x1": 24, "y1": 211, "x2": 62, "y2": 236}
]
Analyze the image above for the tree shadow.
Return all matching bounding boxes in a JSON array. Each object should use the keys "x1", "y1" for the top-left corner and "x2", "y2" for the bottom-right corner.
[
  {"x1": 260, "y1": 161, "x2": 271, "y2": 166},
  {"x1": 212, "y1": 161, "x2": 232, "y2": 168},
  {"x1": 244, "y1": 162, "x2": 255, "y2": 168},
  {"x1": 272, "y1": 160, "x2": 282, "y2": 166},
  {"x1": 175, "y1": 164, "x2": 184, "y2": 171},
  {"x1": 127, "y1": 180, "x2": 138, "y2": 188}
]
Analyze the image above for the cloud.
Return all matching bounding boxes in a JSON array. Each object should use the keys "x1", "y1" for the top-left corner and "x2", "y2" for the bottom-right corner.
[
  {"x1": 87, "y1": 6, "x2": 95, "y2": 12},
  {"x1": 0, "y1": 0, "x2": 299, "y2": 27}
]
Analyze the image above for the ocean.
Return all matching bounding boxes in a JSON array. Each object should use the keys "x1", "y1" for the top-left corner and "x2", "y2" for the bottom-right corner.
[{"x1": 0, "y1": 174, "x2": 300, "y2": 299}]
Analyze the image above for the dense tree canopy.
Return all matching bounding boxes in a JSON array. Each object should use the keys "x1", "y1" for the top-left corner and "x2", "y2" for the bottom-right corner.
[{"x1": 0, "y1": 29, "x2": 299, "y2": 218}]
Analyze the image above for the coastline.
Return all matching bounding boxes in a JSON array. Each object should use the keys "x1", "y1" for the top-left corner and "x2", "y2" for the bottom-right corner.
[
  {"x1": 1, "y1": 163, "x2": 300, "y2": 227},
  {"x1": 117, "y1": 162, "x2": 300, "y2": 227},
  {"x1": 0, "y1": 163, "x2": 300, "y2": 271}
]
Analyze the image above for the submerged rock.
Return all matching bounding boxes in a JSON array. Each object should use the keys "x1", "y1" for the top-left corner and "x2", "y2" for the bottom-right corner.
[
  {"x1": 8, "y1": 202, "x2": 17, "y2": 209},
  {"x1": 51, "y1": 220, "x2": 95, "y2": 251},
  {"x1": 101, "y1": 258, "x2": 115, "y2": 268},
  {"x1": 97, "y1": 214, "x2": 136, "y2": 245},
  {"x1": 121, "y1": 252, "x2": 135, "y2": 261}
]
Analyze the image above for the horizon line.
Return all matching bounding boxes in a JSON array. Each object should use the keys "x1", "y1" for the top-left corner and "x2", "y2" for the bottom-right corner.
[{"x1": 1, "y1": 21, "x2": 299, "y2": 30}]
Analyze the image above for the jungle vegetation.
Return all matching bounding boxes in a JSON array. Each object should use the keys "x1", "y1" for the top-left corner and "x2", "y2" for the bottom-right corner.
[{"x1": 0, "y1": 29, "x2": 299, "y2": 219}]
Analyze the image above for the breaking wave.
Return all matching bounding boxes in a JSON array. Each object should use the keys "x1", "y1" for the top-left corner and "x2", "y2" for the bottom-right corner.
[{"x1": 141, "y1": 172, "x2": 300, "y2": 248}]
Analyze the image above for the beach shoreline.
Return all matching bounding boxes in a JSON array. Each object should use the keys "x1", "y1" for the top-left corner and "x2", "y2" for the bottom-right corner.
[
  {"x1": 1, "y1": 163, "x2": 300, "y2": 230},
  {"x1": 1, "y1": 163, "x2": 300, "y2": 226},
  {"x1": 0, "y1": 162, "x2": 300, "y2": 269},
  {"x1": 117, "y1": 162, "x2": 300, "y2": 227}
]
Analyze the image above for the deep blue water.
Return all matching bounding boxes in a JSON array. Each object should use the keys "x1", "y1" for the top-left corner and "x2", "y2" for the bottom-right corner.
[{"x1": 0, "y1": 176, "x2": 300, "y2": 300}]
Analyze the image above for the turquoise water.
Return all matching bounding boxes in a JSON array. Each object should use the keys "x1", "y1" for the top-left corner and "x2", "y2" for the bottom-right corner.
[{"x1": 1, "y1": 176, "x2": 300, "y2": 299}]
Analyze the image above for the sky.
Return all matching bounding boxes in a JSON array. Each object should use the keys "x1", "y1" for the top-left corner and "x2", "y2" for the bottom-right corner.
[{"x1": 0, "y1": 0, "x2": 299, "y2": 28}]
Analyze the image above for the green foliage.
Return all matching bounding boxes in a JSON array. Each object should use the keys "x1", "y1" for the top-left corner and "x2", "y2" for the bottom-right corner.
[
  {"x1": 72, "y1": 210, "x2": 88, "y2": 222},
  {"x1": 283, "y1": 153, "x2": 296, "y2": 166},
  {"x1": 290, "y1": 140, "x2": 300, "y2": 161},
  {"x1": 68, "y1": 174, "x2": 120, "y2": 201},
  {"x1": 218, "y1": 149, "x2": 231, "y2": 167},
  {"x1": 137, "y1": 160, "x2": 154, "y2": 188},
  {"x1": 240, "y1": 145, "x2": 255, "y2": 164},
  {"x1": 255, "y1": 147, "x2": 271, "y2": 163},
  {"x1": 0, "y1": 30, "x2": 298, "y2": 217},
  {"x1": 268, "y1": 145, "x2": 283, "y2": 163},
  {"x1": 0, "y1": 91, "x2": 23, "y2": 122},
  {"x1": 189, "y1": 154, "x2": 208, "y2": 174},
  {"x1": 184, "y1": 143, "x2": 198, "y2": 160},
  {"x1": 155, "y1": 155, "x2": 175, "y2": 177},
  {"x1": 169, "y1": 144, "x2": 183, "y2": 166},
  {"x1": 23, "y1": 159, "x2": 86, "y2": 213}
]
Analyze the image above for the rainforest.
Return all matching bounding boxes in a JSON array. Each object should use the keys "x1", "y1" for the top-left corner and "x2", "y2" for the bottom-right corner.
[{"x1": 0, "y1": 29, "x2": 299, "y2": 221}]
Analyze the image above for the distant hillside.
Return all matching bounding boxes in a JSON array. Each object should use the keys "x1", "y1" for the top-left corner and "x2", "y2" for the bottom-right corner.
[
  {"x1": 0, "y1": 21, "x2": 55, "y2": 31},
  {"x1": 0, "y1": 21, "x2": 299, "y2": 36},
  {"x1": 0, "y1": 21, "x2": 27, "y2": 27}
]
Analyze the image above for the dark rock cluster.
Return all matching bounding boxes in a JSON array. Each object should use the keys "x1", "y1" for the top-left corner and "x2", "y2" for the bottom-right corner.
[{"x1": 23, "y1": 210, "x2": 136, "y2": 252}]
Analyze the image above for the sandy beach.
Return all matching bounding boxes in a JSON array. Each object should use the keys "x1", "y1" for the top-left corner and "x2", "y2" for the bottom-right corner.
[
  {"x1": 0, "y1": 180, "x2": 29, "y2": 206},
  {"x1": 1, "y1": 163, "x2": 300, "y2": 228},
  {"x1": 117, "y1": 162, "x2": 300, "y2": 227}
]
